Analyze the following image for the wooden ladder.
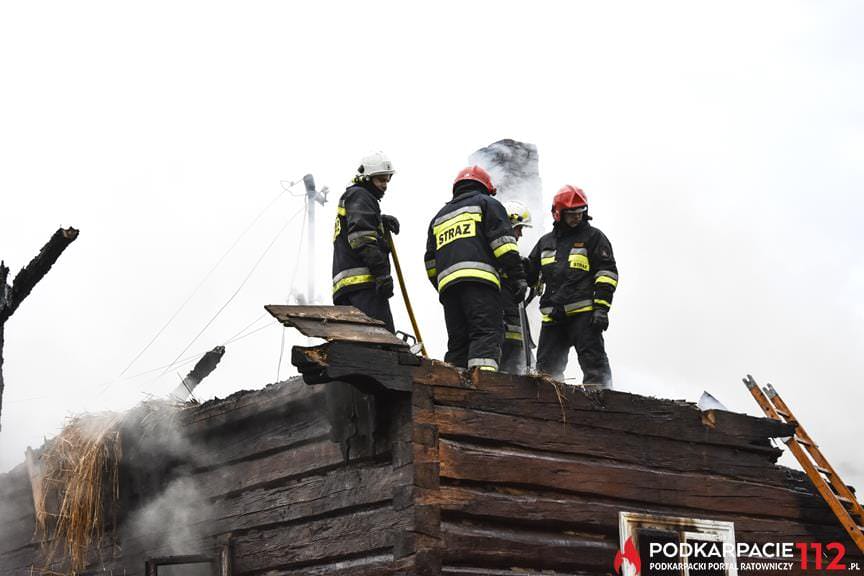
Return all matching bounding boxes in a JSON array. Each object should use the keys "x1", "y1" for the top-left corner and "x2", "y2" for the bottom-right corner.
[{"x1": 744, "y1": 375, "x2": 864, "y2": 553}]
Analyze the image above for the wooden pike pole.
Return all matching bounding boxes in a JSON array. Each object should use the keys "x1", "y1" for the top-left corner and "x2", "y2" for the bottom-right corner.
[{"x1": 385, "y1": 231, "x2": 427, "y2": 356}]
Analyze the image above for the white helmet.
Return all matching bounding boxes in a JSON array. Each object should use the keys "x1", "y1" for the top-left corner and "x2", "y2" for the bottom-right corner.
[
  {"x1": 358, "y1": 151, "x2": 395, "y2": 178},
  {"x1": 503, "y1": 200, "x2": 532, "y2": 228}
]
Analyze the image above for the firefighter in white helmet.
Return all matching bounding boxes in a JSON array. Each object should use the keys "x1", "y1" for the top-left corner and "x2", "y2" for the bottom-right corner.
[
  {"x1": 499, "y1": 200, "x2": 532, "y2": 374},
  {"x1": 332, "y1": 151, "x2": 400, "y2": 331}
]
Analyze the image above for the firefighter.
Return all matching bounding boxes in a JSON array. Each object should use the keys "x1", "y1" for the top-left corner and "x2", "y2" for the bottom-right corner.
[
  {"x1": 424, "y1": 166, "x2": 527, "y2": 373},
  {"x1": 499, "y1": 200, "x2": 533, "y2": 374},
  {"x1": 332, "y1": 151, "x2": 400, "y2": 332},
  {"x1": 526, "y1": 185, "x2": 618, "y2": 387}
]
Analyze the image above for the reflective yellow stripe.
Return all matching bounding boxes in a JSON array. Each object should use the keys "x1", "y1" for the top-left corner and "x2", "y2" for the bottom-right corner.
[
  {"x1": 594, "y1": 299, "x2": 611, "y2": 308},
  {"x1": 493, "y1": 242, "x2": 518, "y2": 258},
  {"x1": 432, "y1": 212, "x2": 483, "y2": 238},
  {"x1": 541, "y1": 314, "x2": 553, "y2": 323},
  {"x1": 568, "y1": 254, "x2": 590, "y2": 271},
  {"x1": 438, "y1": 268, "x2": 501, "y2": 291},
  {"x1": 505, "y1": 331, "x2": 523, "y2": 341},
  {"x1": 337, "y1": 206, "x2": 346, "y2": 216},
  {"x1": 478, "y1": 366, "x2": 497, "y2": 372},
  {"x1": 332, "y1": 274, "x2": 374, "y2": 293},
  {"x1": 595, "y1": 276, "x2": 618, "y2": 287},
  {"x1": 568, "y1": 305, "x2": 593, "y2": 314},
  {"x1": 427, "y1": 268, "x2": 437, "y2": 278},
  {"x1": 540, "y1": 256, "x2": 555, "y2": 266}
]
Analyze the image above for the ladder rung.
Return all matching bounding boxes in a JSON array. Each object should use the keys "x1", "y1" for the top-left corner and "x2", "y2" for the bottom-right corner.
[
  {"x1": 775, "y1": 409, "x2": 792, "y2": 419},
  {"x1": 838, "y1": 496, "x2": 855, "y2": 506},
  {"x1": 816, "y1": 466, "x2": 833, "y2": 476},
  {"x1": 796, "y1": 437, "x2": 813, "y2": 447}
]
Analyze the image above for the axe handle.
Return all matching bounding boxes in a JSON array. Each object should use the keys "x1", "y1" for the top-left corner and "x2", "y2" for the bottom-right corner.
[{"x1": 385, "y1": 231, "x2": 427, "y2": 356}]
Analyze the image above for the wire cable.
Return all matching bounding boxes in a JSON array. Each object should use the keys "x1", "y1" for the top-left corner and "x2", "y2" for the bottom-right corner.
[
  {"x1": 152, "y1": 207, "x2": 305, "y2": 384},
  {"x1": 117, "y1": 188, "x2": 293, "y2": 377},
  {"x1": 276, "y1": 195, "x2": 309, "y2": 381}
]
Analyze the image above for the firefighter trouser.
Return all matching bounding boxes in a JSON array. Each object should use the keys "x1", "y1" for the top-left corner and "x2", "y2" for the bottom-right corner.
[
  {"x1": 536, "y1": 313, "x2": 611, "y2": 387},
  {"x1": 334, "y1": 287, "x2": 395, "y2": 333},
  {"x1": 441, "y1": 283, "x2": 503, "y2": 371},
  {"x1": 500, "y1": 339, "x2": 526, "y2": 375}
]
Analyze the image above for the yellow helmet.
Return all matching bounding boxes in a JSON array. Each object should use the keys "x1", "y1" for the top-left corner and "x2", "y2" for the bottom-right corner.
[{"x1": 503, "y1": 200, "x2": 532, "y2": 228}]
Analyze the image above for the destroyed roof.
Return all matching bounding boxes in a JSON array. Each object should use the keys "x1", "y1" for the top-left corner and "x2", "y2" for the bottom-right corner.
[{"x1": 3, "y1": 304, "x2": 857, "y2": 575}]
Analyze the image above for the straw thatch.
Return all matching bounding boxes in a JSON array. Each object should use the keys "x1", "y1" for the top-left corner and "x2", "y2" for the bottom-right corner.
[{"x1": 34, "y1": 411, "x2": 122, "y2": 574}]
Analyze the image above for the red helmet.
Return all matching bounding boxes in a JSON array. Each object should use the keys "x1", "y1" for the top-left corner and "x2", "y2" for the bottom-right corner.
[
  {"x1": 552, "y1": 185, "x2": 588, "y2": 221},
  {"x1": 454, "y1": 165, "x2": 496, "y2": 195}
]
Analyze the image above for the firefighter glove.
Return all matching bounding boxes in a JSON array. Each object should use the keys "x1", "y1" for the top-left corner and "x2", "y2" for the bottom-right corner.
[
  {"x1": 381, "y1": 214, "x2": 400, "y2": 235},
  {"x1": 376, "y1": 274, "x2": 395, "y2": 298},
  {"x1": 511, "y1": 278, "x2": 529, "y2": 304},
  {"x1": 591, "y1": 308, "x2": 609, "y2": 331}
]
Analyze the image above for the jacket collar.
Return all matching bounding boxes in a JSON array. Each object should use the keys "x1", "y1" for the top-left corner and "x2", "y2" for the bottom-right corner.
[{"x1": 349, "y1": 180, "x2": 384, "y2": 200}]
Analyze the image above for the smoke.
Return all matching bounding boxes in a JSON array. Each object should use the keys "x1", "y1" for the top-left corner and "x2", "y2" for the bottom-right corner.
[
  {"x1": 469, "y1": 139, "x2": 547, "y2": 347},
  {"x1": 126, "y1": 476, "x2": 212, "y2": 556},
  {"x1": 469, "y1": 139, "x2": 545, "y2": 247},
  {"x1": 119, "y1": 402, "x2": 215, "y2": 556}
]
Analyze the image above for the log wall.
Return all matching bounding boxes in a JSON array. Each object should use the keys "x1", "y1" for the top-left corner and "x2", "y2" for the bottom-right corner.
[
  {"x1": 2, "y1": 340, "x2": 861, "y2": 576},
  {"x1": 407, "y1": 364, "x2": 863, "y2": 575},
  {"x1": 0, "y1": 376, "x2": 414, "y2": 575}
]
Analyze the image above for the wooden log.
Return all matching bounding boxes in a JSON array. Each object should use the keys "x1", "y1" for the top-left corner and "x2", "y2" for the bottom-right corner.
[
  {"x1": 240, "y1": 554, "x2": 413, "y2": 576},
  {"x1": 433, "y1": 405, "x2": 789, "y2": 484},
  {"x1": 431, "y1": 385, "x2": 786, "y2": 456},
  {"x1": 425, "y1": 485, "x2": 857, "y2": 545},
  {"x1": 438, "y1": 439, "x2": 834, "y2": 523},
  {"x1": 425, "y1": 367, "x2": 793, "y2": 444},
  {"x1": 183, "y1": 377, "x2": 319, "y2": 432},
  {"x1": 204, "y1": 463, "x2": 409, "y2": 535},
  {"x1": 230, "y1": 504, "x2": 410, "y2": 572},
  {"x1": 192, "y1": 437, "x2": 344, "y2": 498},
  {"x1": 193, "y1": 399, "x2": 330, "y2": 467},
  {"x1": 295, "y1": 342, "x2": 415, "y2": 392},
  {"x1": 441, "y1": 520, "x2": 617, "y2": 571}
]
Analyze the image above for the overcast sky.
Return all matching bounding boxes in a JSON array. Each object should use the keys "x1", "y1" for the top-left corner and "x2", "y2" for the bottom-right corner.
[{"x1": 1, "y1": 1, "x2": 862, "y2": 488}]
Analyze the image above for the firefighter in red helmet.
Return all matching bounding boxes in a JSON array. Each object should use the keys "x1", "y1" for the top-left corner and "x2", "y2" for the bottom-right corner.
[
  {"x1": 525, "y1": 185, "x2": 618, "y2": 386},
  {"x1": 424, "y1": 166, "x2": 527, "y2": 373}
]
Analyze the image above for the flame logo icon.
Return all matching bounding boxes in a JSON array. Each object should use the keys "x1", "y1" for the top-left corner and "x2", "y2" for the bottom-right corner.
[{"x1": 614, "y1": 537, "x2": 641, "y2": 575}]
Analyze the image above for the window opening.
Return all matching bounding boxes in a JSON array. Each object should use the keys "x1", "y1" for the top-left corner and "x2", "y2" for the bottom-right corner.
[{"x1": 619, "y1": 512, "x2": 738, "y2": 576}]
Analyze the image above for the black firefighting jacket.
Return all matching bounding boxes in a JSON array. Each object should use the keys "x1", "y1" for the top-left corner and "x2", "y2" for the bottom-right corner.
[
  {"x1": 424, "y1": 183, "x2": 525, "y2": 295},
  {"x1": 501, "y1": 270, "x2": 525, "y2": 342},
  {"x1": 332, "y1": 182, "x2": 391, "y2": 300},
  {"x1": 526, "y1": 219, "x2": 618, "y2": 323}
]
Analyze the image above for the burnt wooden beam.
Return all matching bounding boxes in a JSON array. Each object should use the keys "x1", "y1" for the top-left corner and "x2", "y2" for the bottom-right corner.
[
  {"x1": 0, "y1": 228, "x2": 79, "y2": 324},
  {"x1": 169, "y1": 345, "x2": 226, "y2": 402},
  {"x1": 432, "y1": 404, "x2": 791, "y2": 485},
  {"x1": 292, "y1": 342, "x2": 417, "y2": 392},
  {"x1": 0, "y1": 227, "x2": 78, "y2": 431},
  {"x1": 437, "y1": 438, "x2": 836, "y2": 522},
  {"x1": 428, "y1": 373, "x2": 791, "y2": 455}
]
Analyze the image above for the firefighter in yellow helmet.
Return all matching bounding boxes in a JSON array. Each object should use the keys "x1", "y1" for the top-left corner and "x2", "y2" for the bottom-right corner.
[{"x1": 499, "y1": 200, "x2": 533, "y2": 374}]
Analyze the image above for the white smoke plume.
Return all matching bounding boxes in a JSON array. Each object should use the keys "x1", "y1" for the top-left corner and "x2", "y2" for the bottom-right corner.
[
  {"x1": 119, "y1": 402, "x2": 215, "y2": 556},
  {"x1": 126, "y1": 476, "x2": 212, "y2": 556},
  {"x1": 469, "y1": 139, "x2": 546, "y2": 248}
]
